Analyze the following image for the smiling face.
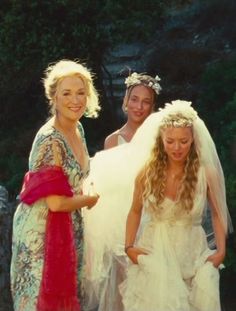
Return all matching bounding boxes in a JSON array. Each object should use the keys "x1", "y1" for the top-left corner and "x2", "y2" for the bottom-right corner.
[
  {"x1": 125, "y1": 84, "x2": 154, "y2": 124},
  {"x1": 53, "y1": 75, "x2": 87, "y2": 122},
  {"x1": 161, "y1": 127, "x2": 193, "y2": 164}
]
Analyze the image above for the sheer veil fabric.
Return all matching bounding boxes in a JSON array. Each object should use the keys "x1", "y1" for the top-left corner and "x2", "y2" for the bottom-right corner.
[
  {"x1": 83, "y1": 100, "x2": 233, "y2": 310},
  {"x1": 83, "y1": 143, "x2": 134, "y2": 310}
]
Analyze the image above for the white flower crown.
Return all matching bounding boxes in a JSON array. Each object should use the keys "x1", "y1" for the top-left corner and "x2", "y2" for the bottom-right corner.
[
  {"x1": 125, "y1": 72, "x2": 162, "y2": 95},
  {"x1": 159, "y1": 100, "x2": 198, "y2": 127}
]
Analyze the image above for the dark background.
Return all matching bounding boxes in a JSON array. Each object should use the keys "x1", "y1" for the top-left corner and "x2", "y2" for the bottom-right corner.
[{"x1": 0, "y1": 0, "x2": 235, "y2": 310}]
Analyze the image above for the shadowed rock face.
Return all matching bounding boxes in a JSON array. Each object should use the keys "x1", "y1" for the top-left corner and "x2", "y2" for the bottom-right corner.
[
  {"x1": 102, "y1": 0, "x2": 236, "y2": 126},
  {"x1": 0, "y1": 186, "x2": 15, "y2": 311},
  {"x1": 145, "y1": 0, "x2": 236, "y2": 104}
]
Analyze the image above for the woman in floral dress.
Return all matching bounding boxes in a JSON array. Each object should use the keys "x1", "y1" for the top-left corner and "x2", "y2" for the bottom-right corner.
[{"x1": 11, "y1": 59, "x2": 100, "y2": 311}]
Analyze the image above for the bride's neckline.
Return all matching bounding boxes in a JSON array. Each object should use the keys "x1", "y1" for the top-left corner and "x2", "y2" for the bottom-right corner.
[{"x1": 164, "y1": 196, "x2": 176, "y2": 203}]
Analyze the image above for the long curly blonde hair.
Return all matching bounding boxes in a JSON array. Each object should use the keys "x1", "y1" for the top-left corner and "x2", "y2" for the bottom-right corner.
[{"x1": 140, "y1": 125, "x2": 200, "y2": 214}]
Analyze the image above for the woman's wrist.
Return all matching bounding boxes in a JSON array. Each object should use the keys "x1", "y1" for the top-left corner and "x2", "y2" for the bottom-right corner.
[
  {"x1": 216, "y1": 250, "x2": 226, "y2": 258},
  {"x1": 125, "y1": 245, "x2": 134, "y2": 253}
]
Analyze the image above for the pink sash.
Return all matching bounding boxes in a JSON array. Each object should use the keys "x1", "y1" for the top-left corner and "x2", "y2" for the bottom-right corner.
[{"x1": 20, "y1": 166, "x2": 81, "y2": 311}]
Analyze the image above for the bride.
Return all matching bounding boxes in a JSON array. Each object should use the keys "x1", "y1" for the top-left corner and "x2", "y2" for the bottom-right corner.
[{"x1": 83, "y1": 100, "x2": 232, "y2": 311}]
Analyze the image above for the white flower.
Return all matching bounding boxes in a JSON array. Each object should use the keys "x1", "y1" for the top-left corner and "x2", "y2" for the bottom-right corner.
[
  {"x1": 125, "y1": 73, "x2": 141, "y2": 87},
  {"x1": 125, "y1": 72, "x2": 162, "y2": 95},
  {"x1": 159, "y1": 100, "x2": 198, "y2": 127},
  {"x1": 152, "y1": 83, "x2": 162, "y2": 93}
]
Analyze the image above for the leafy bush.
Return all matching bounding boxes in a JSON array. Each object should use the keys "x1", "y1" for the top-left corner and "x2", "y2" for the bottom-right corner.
[
  {"x1": 198, "y1": 59, "x2": 236, "y2": 284},
  {"x1": 0, "y1": 0, "x2": 170, "y2": 194}
]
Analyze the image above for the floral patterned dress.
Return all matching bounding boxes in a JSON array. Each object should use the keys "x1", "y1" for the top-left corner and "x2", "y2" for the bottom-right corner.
[{"x1": 10, "y1": 120, "x2": 89, "y2": 311}]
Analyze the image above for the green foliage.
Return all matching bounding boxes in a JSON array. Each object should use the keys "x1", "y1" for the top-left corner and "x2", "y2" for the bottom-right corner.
[
  {"x1": 0, "y1": 155, "x2": 26, "y2": 199},
  {"x1": 197, "y1": 58, "x2": 236, "y2": 167},
  {"x1": 198, "y1": 59, "x2": 236, "y2": 275},
  {"x1": 0, "y1": 0, "x2": 169, "y2": 195},
  {"x1": 0, "y1": 0, "x2": 166, "y2": 131},
  {"x1": 0, "y1": 1, "x2": 109, "y2": 130},
  {"x1": 0, "y1": 127, "x2": 32, "y2": 199},
  {"x1": 98, "y1": 0, "x2": 164, "y2": 43},
  {"x1": 198, "y1": 61, "x2": 236, "y2": 178},
  {"x1": 223, "y1": 171, "x2": 236, "y2": 277},
  {"x1": 197, "y1": 58, "x2": 236, "y2": 140}
]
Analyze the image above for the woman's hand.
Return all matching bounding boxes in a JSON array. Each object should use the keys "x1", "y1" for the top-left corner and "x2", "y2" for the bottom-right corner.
[
  {"x1": 86, "y1": 194, "x2": 100, "y2": 209},
  {"x1": 126, "y1": 247, "x2": 148, "y2": 264},
  {"x1": 206, "y1": 251, "x2": 225, "y2": 268}
]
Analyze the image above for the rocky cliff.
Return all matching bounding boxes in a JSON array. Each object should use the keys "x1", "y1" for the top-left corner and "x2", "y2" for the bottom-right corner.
[{"x1": 101, "y1": 0, "x2": 236, "y2": 129}]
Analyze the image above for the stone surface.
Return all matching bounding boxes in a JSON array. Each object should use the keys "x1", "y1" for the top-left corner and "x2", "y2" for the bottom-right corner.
[{"x1": 102, "y1": 0, "x2": 236, "y2": 124}]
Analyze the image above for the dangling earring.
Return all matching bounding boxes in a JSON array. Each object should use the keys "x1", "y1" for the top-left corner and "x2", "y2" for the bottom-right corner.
[
  {"x1": 122, "y1": 94, "x2": 128, "y2": 113},
  {"x1": 122, "y1": 100, "x2": 128, "y2": 113}
]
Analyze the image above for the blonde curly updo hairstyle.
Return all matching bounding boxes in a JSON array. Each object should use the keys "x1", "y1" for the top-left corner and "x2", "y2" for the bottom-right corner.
[{"x1": 43, "y1": 59, "x2": 100, "y2": 118}]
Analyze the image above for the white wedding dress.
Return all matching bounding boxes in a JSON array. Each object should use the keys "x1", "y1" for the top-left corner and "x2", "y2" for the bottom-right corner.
[
  {"x1": 120, "y1": 168, "x2": 221, "y2": 311},
  {"x1": 83, "y1": 104, "x2": 232, "y2": 311}
]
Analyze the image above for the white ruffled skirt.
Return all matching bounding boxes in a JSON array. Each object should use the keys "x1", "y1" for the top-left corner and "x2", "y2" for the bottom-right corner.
[{"x1": 120, "y1": 220, "x2": 221, "y2": 311}]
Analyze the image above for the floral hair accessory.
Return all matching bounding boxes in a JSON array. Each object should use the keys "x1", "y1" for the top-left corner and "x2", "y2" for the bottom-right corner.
[
  {"x1": 125, "y1": 72, "x2": 162, "y2": 95},
  {"x1": 159, "y1": 100, "x2": 198, "y2": 128}
]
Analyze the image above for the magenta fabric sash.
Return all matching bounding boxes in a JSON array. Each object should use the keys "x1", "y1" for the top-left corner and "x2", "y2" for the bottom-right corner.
[{"x1": 20, "y1": 166, "x2": 81, "y2": 311}]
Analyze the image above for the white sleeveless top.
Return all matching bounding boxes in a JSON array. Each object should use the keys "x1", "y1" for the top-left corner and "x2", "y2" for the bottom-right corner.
[{"x1": 117, "y1": 134, "x2": 128, "y2": 145}]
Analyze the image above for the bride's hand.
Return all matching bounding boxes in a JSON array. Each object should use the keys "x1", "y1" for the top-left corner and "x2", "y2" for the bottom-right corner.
[
  {"x1": 126, "y1": 247, "x2": 148, "y2": 264},
  {"x1": 206, "y1": 251, "x2": 225, "y2": 268}
]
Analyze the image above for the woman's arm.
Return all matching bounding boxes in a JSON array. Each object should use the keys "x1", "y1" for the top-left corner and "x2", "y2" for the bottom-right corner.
[
  {"x1": 125, "y1": 173, "x2": 147, "y2": 264},
  {"x1": 46, "y1": 193, "x2": 99, "y2": 212}
]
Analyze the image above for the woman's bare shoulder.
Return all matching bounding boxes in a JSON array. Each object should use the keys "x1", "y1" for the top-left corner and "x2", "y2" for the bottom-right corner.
[{"x1": 104, "y1": 130, "x2": 121, "y2": 149}]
